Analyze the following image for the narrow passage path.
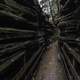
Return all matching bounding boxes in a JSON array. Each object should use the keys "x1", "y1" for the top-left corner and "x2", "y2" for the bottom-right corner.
[{"x1": 35, "y1": 42, "x2": 67, "y2": 80}]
